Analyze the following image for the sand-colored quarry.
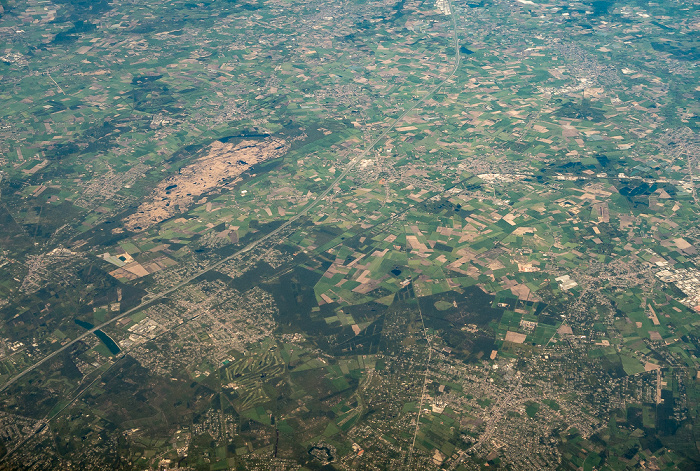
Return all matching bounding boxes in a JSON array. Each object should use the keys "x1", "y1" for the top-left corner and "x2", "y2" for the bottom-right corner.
[{"x1": 125, "y1": 138, "x2": 289, "y2": 232}]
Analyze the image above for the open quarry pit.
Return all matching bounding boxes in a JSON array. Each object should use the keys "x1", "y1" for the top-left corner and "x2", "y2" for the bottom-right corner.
[{"x1": 124, "y1": 138, "x2": 289, "y2": 232}]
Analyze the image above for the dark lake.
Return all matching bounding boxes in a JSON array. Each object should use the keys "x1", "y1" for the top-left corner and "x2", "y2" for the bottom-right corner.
[
  {"x1": 75, "y1": 319, "x2": 121, "y2": 355},
  {"x1": 218, "y1": 133, "x2": 270, "y2": 143}
]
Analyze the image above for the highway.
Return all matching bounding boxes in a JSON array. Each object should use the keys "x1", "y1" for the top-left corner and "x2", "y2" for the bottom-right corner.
[{"x1": 1, "y1": 0, "x2": 462, "y2": 393}]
